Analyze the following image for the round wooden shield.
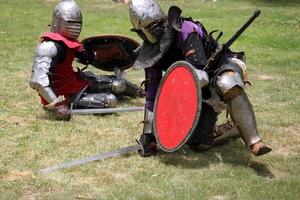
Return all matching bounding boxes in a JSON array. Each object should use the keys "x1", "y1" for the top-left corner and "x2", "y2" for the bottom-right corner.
[
  {"x1": 81, "y1": 35, "x2": 139, "y2": 71},
  {"x1": 153, "y1": 61, "x2": 202, "y2": 152}
]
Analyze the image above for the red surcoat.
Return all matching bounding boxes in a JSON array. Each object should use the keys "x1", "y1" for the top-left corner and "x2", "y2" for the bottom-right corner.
[{"x1": 39, "y1": 32, "x2": 89, "y2": 105}]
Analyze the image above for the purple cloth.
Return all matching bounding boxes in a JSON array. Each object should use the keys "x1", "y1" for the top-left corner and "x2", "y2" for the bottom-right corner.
[
  {"x1": 145, "y1": 67, "x2": 162, "y2": 111},
  {"x1": 178, "y1": 20, "x2": 206, "y2": 47}
]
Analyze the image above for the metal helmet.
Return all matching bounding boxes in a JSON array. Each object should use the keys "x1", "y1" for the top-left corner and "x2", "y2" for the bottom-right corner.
[
  {"x1": 51, "y1": 0, "x2": 82, "y2": 40},
  {"x1": 129, "y1": 0, "x2": 166, "y2": 44}
]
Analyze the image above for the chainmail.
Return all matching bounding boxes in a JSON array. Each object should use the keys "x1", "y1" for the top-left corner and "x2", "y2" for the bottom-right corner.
[{"x1": 132, "y1": 22, "x2": 176, "y2": 69}]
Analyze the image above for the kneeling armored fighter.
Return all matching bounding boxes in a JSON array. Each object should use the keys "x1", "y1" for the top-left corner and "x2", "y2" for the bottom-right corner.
[{"x1": 127, "y1": 0, "x2": 272, "y2": 157}]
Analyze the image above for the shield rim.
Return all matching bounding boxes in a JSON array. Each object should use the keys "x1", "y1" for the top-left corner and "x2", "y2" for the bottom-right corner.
[
  {"x1": 153, "y1": 61, "x2": 202, "y2": 152},
  {"x1": 81, "y1": 34, "x2": 140, "y2": 71}
]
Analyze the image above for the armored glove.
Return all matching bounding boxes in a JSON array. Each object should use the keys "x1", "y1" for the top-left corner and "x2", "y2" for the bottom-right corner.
[
  {"x1": 45, "y1": 96, "x2": 71, "y2": 121},
  {"x1": 53, "y1": 104, "x2": 71, "y2": 121}
]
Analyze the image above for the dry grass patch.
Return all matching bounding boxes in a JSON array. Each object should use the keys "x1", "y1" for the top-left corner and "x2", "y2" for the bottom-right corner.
[{"x1": 14, "y1": 71, "x2": 30, "y2": 78}]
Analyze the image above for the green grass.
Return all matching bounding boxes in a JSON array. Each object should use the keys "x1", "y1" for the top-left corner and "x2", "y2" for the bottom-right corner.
[{"x1": 0, "y1": 0, "x2": 299, "y2": 199}]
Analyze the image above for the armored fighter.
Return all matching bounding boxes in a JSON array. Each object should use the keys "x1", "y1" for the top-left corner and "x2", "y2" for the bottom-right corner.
[
  {"x1": 126, "y1": 0, "x2": 272, "y2": 156},
  {"x1": 29, "y1": 0, "x2": 144, "y2": 121}
]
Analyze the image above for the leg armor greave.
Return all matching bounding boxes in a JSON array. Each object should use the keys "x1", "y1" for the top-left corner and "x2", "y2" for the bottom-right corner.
[
  {"x1": 137, "y1": 108, "x2": 157, "y2": 157},
  {"x1": 216, "y1": 71, "x2": 261, "y2": 147},
  {"x1": 227, "y1": 89, "x2": 261, "y2": 147},
  {"x1": 143, "y1": 109, "x2": 154, "y2": 134},
  {"x1": 76, "y1": 93, "x2": 118, "y2": 109}
]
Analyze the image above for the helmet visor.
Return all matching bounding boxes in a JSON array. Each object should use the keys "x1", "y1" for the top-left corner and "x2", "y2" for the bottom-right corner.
[
  {"x1": 66, "y1": 21, "x2": 82, "y2": 40},
  {"x1": 137, "y1": 19, "x2": 165, "y2": 44}
]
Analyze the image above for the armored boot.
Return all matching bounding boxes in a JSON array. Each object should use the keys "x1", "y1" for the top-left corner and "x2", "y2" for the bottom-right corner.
[
  {"x1": 112, "y1": 78, "x2": 145, "y2": 98},
  {"x1": 136, "y1": 109, "x2": 157, "y2": 157},
  {"x1": 228, "y1": 91, "x2": 272, "y2": 156}
]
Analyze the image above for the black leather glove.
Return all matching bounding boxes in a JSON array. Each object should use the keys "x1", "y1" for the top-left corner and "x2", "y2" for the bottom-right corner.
[{"x1": 76, "y1": 48, "x2": 95, "y2": 65}]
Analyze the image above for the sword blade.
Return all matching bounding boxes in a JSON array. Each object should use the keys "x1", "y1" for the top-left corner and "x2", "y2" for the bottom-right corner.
[
  {"x1": 71, "y1": 107, "x2": 144, "y2": 115},
  {"x1": 40, "y1": 144, "x2": 141, "y2": 173}
]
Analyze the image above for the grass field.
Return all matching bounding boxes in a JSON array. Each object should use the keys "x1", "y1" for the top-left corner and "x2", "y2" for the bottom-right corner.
[{"x1": 0, "y1": 0, "x2": 300, "y2": 199}]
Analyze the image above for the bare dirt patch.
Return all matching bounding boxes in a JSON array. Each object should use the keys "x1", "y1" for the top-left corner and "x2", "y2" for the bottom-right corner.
[
  {"x1": 3, "y1": 170, "x2": 32, "y2": 181},
  {"x1": 212, "y1": 195, "x2": 227, "y2": 200},
  {"x1": 257, "y1": 75, "x2": 276, "y2": 80},
  {"x1": 22, "y1": 191, "x2": 41, "y2": 200},
  {"x1": 7, "y1": 116, "x2": 27, "y2": 127},
  {"x1": 43, "y1": 0, "x2": 56, "y2": 2}
]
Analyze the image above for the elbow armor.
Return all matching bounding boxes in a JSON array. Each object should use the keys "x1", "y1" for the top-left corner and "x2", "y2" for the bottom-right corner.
[{"x1": 29, "y1": 41, "x2": 58, "y2": 103}]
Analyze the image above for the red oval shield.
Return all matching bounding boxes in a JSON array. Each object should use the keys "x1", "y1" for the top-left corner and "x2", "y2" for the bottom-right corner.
[{"x1": 154, "y1": 61, "x2": 202, "y2": 152}]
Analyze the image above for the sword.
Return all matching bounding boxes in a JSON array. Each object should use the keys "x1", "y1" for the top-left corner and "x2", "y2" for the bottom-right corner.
[
  {"x1": 71, "y1": 106, "x2": 144, "y2": 115},
  {"x1": 39, "y1": 129, "x2": 241, "y2": 173},
  {"x1": 40, "y1": 144, "x2": 141, "y2": 173}
]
